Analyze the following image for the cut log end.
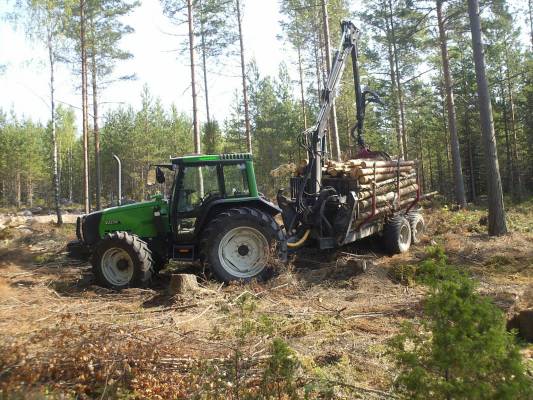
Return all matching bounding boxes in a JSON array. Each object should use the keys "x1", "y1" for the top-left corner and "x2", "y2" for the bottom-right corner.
[{"x1": 168, "y1": 273, "x2": 199, "y2": 295}]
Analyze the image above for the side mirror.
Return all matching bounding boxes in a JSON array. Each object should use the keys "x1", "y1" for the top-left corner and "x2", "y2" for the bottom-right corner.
[{"x1": 156, "y1": 166, "x2": 165, "y2": 184}]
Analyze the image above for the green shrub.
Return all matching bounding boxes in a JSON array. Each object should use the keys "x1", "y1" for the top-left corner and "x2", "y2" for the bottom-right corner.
[
  {"x1": 259, "y1": 338, "x2": 300, "y2": 400},
  {"x1": 389, "y1": 247, "x2": 532, "y2": 400}
]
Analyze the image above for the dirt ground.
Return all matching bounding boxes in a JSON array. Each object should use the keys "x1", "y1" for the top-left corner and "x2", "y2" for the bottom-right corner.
[{"x1": 0, "y1": 203, "x2": 532, "y2": 399}]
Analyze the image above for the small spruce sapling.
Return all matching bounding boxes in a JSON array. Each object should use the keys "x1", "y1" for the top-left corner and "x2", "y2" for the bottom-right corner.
[{"x1": 389, "y1": 247, "x2": 532, "y2": 399}]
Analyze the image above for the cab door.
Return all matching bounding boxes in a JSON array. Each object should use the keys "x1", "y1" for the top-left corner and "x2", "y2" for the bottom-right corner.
[{"x1": 171, "y1": 163, "x2": 223, "y2": 243}]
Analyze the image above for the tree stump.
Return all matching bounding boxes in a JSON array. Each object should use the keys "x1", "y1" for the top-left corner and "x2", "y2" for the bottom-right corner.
[
  {"x1": 168, "y1": 274, "x2": 199, "y2": 295},
  {"x1": 507, "y1": 309, "x2": 533, "y2": 343}
]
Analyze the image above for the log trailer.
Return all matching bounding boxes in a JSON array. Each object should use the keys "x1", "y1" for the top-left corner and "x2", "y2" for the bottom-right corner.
[{"x1": 68, "y1": 21, "x2": 425, "y2": 289}]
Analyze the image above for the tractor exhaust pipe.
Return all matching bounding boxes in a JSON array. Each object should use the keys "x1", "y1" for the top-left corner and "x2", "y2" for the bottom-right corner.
[{"x1": 113, "y1": 154, "x2": 122, "y2": 206}]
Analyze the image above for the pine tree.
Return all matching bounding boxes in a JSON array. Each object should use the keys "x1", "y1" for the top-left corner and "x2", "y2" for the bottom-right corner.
[
  {"x1": 390, "y1": 248, "x2": 532, "y2": 399},
  {"x1": 436, "y1": 0, "x2": 467, "y2": 207},
  {"x1": 468, "y1": 0, "x2": 507, "y2": 235},
  {"x1": 86, "y1": 0, "x2": 139, "y2": 209}
]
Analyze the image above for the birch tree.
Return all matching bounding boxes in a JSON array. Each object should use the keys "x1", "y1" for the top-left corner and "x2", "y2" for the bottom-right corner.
[{"x1": 17, "y1": 0, "x2": 69, "y2": 223}]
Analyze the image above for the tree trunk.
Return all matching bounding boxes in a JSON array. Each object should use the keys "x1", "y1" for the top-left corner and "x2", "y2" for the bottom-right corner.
[
  {"x1": 314, "y1": 29, "x2": 321, "y2": 107},
  {"x1": 235, "y1": 0, "x2": 252, "y2": 153},
  {"x1": 417, "y1": 132, "x2": 425, "y2": 192},
  {"x1": 48, "y1": 29, "x2": 63, "y2": 224},
  {"x1": 68, "y1": 147, "x2": 73, "y2": 202},
  {"x1": 500, "y1": 73, "x2": 512, "y2": 194},
  {"x1": 436, "y1": 0, "x2": 467, "y2": 207},
  {"x1": 321, "y1": 0, "x2": 340, "y2": 161},
  {"x1": 16, "y1": 171, "x2": 21, "y2": 209},
  {"x1": 505, "y1": 47, "x2": 522, "y2": 201},
  {"x1": 467, "y1": 0, "x2": 507, "y2": 236},
  {"x1": 428, "y1": 146, "x2": 434, "y2": 191},
  {"x1": 465, "y1": 108, "x2": 477, "y2": 201},
  {"x1": 27, "y1": 176, "x2": 33, "y2": 208},
  {"x1": 91, "y1": 45, "x2": 101, "y2": 210},
  {"x1": 187, "y1": 0, "x2": 200, "y2": 154},
  {"x1": 80, "y1": 0, "x2": 90, "y2": 214},
  {"x1": 199, "y1": 2, "x2": 211, "y2": 125},
  {"x1": 387, "y1": 0, "x2": 408, "y2": 159},
  {"x1": 297, "y1": 43, "x2": 307, "y2": 130},
  {"x1": 438, "y1": 71, "x2": 453, "y2": 199},
  {"x1": 318, "y1": 27, "x2": 332, "y2": 155},
  {"x1": 460, "y1": 48, "x2": 476, "y2": 202},
  {"x1": 186, "y1": 0, "x2": 203, "y2": 196},
  {"x1": 141, "y1": 167, "x2": 145, "y2": 200},
  {"x1": 345, "y1": 105, "x2": 352, "y2": 157},
  {"x1": 385, "y1": 14, "x2": 403, "y2": 159},
  {"x1": 436, "y1": 144, "x2": 444, "y2": 196}
]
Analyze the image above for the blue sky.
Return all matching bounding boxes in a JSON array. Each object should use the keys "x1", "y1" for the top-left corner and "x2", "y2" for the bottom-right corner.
[
  {"x1": 0, "y1": 0, "x2": 530, "y2": 132},
  {"x1": 0, "y1": 0, "x2": 288, "y2": 128}
]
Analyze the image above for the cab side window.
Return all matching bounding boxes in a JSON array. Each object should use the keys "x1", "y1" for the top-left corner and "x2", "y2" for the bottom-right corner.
[
  {"x1": 178, "y1": 165, "x2": 220, "y2": 212},
  {"x1": 223, "y1": 163, "x2": 249, "y2": 197}
]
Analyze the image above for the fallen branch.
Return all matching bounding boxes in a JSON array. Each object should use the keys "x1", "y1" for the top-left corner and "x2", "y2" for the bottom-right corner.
[
  {"x1": 343, "y1": 312, "x2": 391, "y2": 320},
  {"x1": 96, "y1": 303, "x2": 198, "y2": 316},
  {"x1": 310, "y1": 378, "x2": 399, "y2": 399}
]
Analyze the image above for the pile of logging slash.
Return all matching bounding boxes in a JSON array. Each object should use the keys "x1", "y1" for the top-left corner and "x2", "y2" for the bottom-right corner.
[{"x1": 324, "y1": 159, "x2": 419, "y2": 220}]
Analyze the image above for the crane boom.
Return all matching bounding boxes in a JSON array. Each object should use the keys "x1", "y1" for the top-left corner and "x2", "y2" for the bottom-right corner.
[
  {"x1": 277, "y1": 20, "x2": 388, "y2": 248},
  {"x1": 308, "y1": 21, "x2": 362, "y2": 196}
]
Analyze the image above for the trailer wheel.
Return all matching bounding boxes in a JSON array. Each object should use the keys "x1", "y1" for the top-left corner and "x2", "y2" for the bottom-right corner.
[
  {"x1": 407, "y1": 212, "x2": 425, "y2": 244},
  {"x1": 92, "y1": 232, "x2": 153, "y2": 289},
  {"x1": 383, "y1": 215, "x2": 411, "y2": 254},
  {"x1": 200, "y1": 207, "x2": 286, "y2": 283}
]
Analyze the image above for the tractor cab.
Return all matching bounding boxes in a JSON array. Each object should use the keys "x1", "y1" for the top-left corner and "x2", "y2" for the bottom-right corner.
[{"x1": 165, "y1": 154, "x2": 261, "y2": 241}]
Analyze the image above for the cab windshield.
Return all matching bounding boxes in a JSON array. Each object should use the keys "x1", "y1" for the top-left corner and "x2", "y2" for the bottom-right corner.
[{"x1": 176, "y1": 163, "x2": 250, "y2": 213}]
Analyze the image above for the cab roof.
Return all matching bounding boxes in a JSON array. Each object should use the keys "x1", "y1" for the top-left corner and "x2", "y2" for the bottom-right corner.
[{"x1": 170, "y1": 153, "x2": 253, "y2": 165}]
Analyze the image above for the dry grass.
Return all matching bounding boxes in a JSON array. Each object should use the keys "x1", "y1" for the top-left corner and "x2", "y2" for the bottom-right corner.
[{"x1": 0, "y1": 202, "x2": 532, "y2": 399}]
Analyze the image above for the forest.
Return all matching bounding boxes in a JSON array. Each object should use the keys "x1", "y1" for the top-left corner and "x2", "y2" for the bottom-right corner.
[{"x1": 0, "y1": 0, "x2": 531, "y2": 217}]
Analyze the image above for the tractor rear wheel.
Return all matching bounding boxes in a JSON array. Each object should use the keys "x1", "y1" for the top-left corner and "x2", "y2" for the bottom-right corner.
[
  {"x1": 201, "y1": 207, "x2": 286, "y2": 282},
  {"x1": 92, "y1": 232, "x2": 153, "y2": 289},
  {"x1": 383, "y1": 215, "x2": 411, "y2": 255}
]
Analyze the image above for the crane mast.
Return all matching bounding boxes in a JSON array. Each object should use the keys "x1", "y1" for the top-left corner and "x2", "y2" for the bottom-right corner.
[{"x1": 308, "y1": 21, "x2": 362, "y2": 196}]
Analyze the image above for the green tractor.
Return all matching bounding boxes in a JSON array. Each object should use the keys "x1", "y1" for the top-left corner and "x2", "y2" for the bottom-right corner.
[{"x1": 69, "y1": 154, "x2": 287, "y2": 289}]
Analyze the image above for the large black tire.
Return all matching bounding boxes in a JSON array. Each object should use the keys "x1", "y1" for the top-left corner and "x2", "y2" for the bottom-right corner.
[
  {"x1": 92, "y1": 232, "x2": 153, "y2": 290},
  {"x1": 200, "y1": 207, "x2": 286, "y2": 283},
  {"x1": 407, "y1": 211, "x2": 425, "y2": 244},
  {"x1": 383, "y1": 215, "x2": 412, "y2": 255}
]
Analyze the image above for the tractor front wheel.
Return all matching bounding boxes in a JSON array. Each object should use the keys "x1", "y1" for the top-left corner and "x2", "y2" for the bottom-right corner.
[
  {"x1": 92, "y1": 232, "x2": 154, "y2": 289},
  {"x1": 201, "y1": 208, "x2": 286, "y2": 283}
]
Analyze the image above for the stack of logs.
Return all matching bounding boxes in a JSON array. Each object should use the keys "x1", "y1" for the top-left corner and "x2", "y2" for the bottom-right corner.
[{"x1": 324, "y1": 159, "x2": 419, "y2": 220}]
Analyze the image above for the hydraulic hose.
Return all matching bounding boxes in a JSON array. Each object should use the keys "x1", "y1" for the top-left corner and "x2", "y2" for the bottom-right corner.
[{"x1": 287, "y1": 229, "x2": 311, "y2": 249}]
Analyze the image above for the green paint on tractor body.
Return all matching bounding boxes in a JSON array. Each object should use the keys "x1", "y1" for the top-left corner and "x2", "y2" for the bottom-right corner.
[{"x1": 98, "y1": 195, "x2": 170, "y2": 239}]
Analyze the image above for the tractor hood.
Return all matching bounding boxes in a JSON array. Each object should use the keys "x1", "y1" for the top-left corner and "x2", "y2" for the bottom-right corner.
[
  {"x1": 79, "y1": 197, "x2": 169, "y2": 245},
  {"x1": 103, "y1": 200, "x2": 155, "y2": 215}
]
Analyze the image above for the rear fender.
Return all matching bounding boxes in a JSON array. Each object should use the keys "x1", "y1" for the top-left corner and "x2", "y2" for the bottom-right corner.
[{"x1": 195, "y1": 197, "x2": 280, "y2": 235}]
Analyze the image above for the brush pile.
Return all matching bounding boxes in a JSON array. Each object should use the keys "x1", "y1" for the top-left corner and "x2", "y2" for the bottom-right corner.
[{"x1": 324, "y1": 159, "x2": 419, "y2": 219}]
